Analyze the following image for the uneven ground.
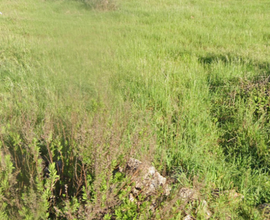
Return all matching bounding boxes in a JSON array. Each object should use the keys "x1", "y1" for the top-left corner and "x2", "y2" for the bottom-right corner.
[{"x1": 0, "y1": 0, "x2": 270, "y2": 219}]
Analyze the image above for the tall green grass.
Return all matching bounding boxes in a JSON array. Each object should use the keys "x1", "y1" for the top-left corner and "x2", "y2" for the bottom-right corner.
[{"x1": 0, "y1": 0, "x2": 270, "y2": 218}]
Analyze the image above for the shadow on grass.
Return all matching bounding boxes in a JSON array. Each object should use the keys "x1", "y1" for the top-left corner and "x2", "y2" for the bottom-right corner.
[
  {"x1": 204, "y1": 53, "x2": 270, "y2": 175},
  {"x1": 198, "y1": 53, "x2": 270, "y2": 75}
]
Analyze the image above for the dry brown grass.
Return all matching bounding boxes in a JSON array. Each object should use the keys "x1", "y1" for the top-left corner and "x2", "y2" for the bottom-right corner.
[{"x1": 0, "y1": 98, "x2": 163, "y2": 218}]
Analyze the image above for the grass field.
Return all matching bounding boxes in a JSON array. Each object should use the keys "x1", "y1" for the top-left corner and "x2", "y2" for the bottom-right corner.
[{"x1": 1, "y1": 0, "x2": 270, "y2": 219}]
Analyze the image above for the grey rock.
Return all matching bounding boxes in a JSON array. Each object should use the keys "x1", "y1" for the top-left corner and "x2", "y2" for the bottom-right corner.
[
  {"x1": 200, "y1": 200, "x2": 212, "y2": 219},
  {"x1": 178, "y1": 188, "x2": 212, "y2": 219},
  {"x1": 124, "y1": 158, "x2": 171, "y2": 199},
  {"x1": 179, "y1": 187, "x2": 200, "y2": 201},
  {"x1": 183, "y1": 214, "x2": 196, "y2": 220}
]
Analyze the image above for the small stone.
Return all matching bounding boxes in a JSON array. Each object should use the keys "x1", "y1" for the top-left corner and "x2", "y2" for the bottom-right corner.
[
  {"x1": 183, "y1": 214, "x2": 196, "y2": 220},
  {"x1": 129, "y1": 193, "x2": 136, "y2": 202},
  {"x1": 201, "y1": 200, "x2": 212, "y2": 219},
  {"x1": 225, "y1": 189, "x2": 244, "y2": 200},
  {"x1": 179, "y1": 188, "x2": 200, "y2": 201},
  {"x1": 122, "y1": 158, "x2": 171, "y2": 208},
  {"x1": 126, "y1": 158, "x2": 142, "y2": 171}
]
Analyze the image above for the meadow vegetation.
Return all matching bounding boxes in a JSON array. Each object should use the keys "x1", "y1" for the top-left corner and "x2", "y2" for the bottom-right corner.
[{"x1": 0, "y1": 0, "x2": 270, "y2": 219}]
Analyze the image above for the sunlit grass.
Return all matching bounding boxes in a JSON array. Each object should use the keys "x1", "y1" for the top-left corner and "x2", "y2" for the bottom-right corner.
[{"x1": 0, "y1": 0, "x2": 270, "y2": 218}]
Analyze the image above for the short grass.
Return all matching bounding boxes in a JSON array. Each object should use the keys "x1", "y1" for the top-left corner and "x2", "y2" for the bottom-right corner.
[{"x1": 0, "y1": 0, "x2": 270, "y2": 219}]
